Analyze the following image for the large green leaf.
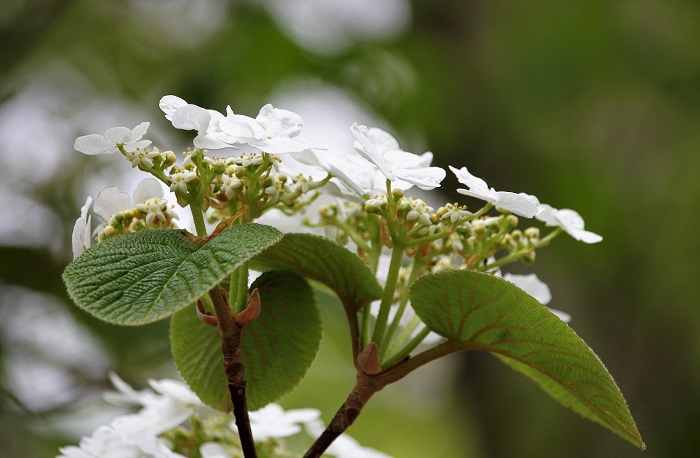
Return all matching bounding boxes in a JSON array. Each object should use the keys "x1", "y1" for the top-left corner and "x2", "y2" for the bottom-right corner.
[
  {"x1": 250, "y1": 233, "x2": 382, "y2": 313},
  {"x1": 410, "y1": 270, "x2": 644, "y2": 450},
  {"x1": 63, "y1": 224, "x2": 282, "y2": 325},
  {"x1": 170, "y1": 271, "x2": 321, "y2": 411}
]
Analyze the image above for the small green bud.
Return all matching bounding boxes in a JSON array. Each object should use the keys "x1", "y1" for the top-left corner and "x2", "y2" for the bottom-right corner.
[
  {"x1": 213, "y1": 162, "x2": 226, "y2": 174},
  {"x1": 392, "y1": 187, "x2": 404, "y2": 198},
  {"x1": 511, "y1": 229, "x2": 523, "y2": 242},
  {"x1": 102, "y1": 226, "x2": 117, "y2": 238},
  {"x1": 521, "y1": 252, "x2": 536, "y2": 264},
  {"x1": 472, "y1": 220, "x2": 486, "y2": 235},
  {"x1": 164, "y1": 151, "x2": 177, "y2": 167},
  {"x1": 506, "y1": 215, "x2": 518, "y2": 227}
]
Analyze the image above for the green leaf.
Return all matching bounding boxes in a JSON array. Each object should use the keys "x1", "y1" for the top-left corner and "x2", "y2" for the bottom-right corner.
[
  {"x1": 63, "y1": 224, "x2": 283, "y2": 325},
  {"x1": 410, "y1": 270, "x2": 644, "y2": 450},
  {"x1": 170, "y1": 271, "x2": 321, "y2": 412},
  {"x1": 250, "y1": 233, "x2": 382, "y2": 313}
]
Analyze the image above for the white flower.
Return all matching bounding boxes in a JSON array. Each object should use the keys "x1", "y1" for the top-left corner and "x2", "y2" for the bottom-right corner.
[
  {"x1": 74, "y1": 122, "x2": 151, "y2": 155},
  {"x1": 230, "y1": 403, "x2": 320, "y2": 441},
  {"x1": 449, "y1": 166, "x2": 539, "y2": 218},
  {"x1": 502, "y1": 273, "x2": 571, "y2": 323},
  {"x1": 124, "y1": 146, "x2": 162, "y2": 169},
  {"x1": 161, "y1": 95, "x2": 313, "y2": 154},
  {"x1": 57, "y1": 424, "x2": 186, "y2": 458},
  {"x1": 220, "y1": 104, "x2": 312, "y2": 155},
  {"x1": 71, "y1": 179, "x2": 170, "y2": 255},
  {"x1": 159, "y1": 95, "x2": 234, "y2": 150},
  {"x1": 306, "y1": 420, "x2": 393, "y2": 458},
  {"x1": 351, "y1": 123, "x2": 445, "y2": 190},
  {"x1": 168, "y1": 170, "x2": 197, "y2": 193},
  {"x1": 71, "y1": 196, "x2": 93, "y2": 258},
  {"x1": 95, "y1": 178, "x2": 165, "y2": 227},
  {"x1": 104, "y1": 372, "x2": 202, "y2": 436},
  {"x1": 535, "y1": 204, "x2": 603, "y2": 244}
]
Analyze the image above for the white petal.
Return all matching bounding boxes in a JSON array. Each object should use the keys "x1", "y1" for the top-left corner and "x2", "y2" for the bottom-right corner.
[
  {"x1": 74, "y1": 134, "x2": 115, "y2": 155},
  {"x1": 256, "y1": 104, "x2": 304, "y2": 138},
  {"x1": 160, "y1": 95, "x2": 188, "y2": 121},
  {"x1": 494, "y1": 191, "x2": 539, "y2": 218},
  {"x1": 193, "y1": 133, "x2": 234, "y2": 150},
  {"x1": 394, "y1": 166, "x2": 446, "y2": 190},
  {"x1": 104, "y1": 126, "x2": 134, "y2": 144},
  {"x1": 549, "y1": 308, "x2": 572, "y2": 323},
  {"x1": 129, "y1": 122, "x2": 150, "y2": 142},
  {"x1": 351, "y1": 123, "x2": 395, "y2": 180},
  {"x1": 503, "y1": 273, "x2": 551, "y2": 304},
  {"x1": 132, "y1": 178, "x2": 163, "y2": 204},
  {"x1": 570, "y1": 228, "x2": 603, "y2": 244},
  {"x1": 456, "y1": 188, "x2": 499, "y2": 205},
  {"x1": 366, "y1": 126, "x2": 400, "y2": 153},
  {"x1": 172, "y1": 105, "x2": 211, "y2": 132},
  {"x1": 93, "y1": 187, "x2": 132, "y2": 220},
  {"x1": 449, "y1": 165, "x2": 495, "y2": 198},
  {"x1": 251, "y1": 136, "x2": 310, "y2": 155},
  {"x1": 148, "y1": 378, "x2": 201, "y2": 405},
  {"x1": 71, "y1": 199, "x2": 92, "y2": 259}
]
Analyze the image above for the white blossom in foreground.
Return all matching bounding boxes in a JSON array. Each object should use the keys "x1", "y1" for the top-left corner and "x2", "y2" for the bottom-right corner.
[
  {"x1": 503, "y1": 273, "x2": 571, "y2": 323},
  {"x1": 351, "y1": 123, "x2": 445, "y2": 191},
  {"x1": 74, "y1": 122, "x2": 151, "y2": 155},
  {"x1": 535, "y1": 204, "x2": 603, "y2": 244},
  {"x1": 104, "y1": 372, "x2": 203, "y2": 436},
  {"x1": 230, "y1": 403, "x2": 320, "y2": 441},
  {"x1": 449, "y1": 165, "x2": 539, "y2": 218},
  {"x1": 57, "y1": 424, "x2": 185, "y2": 458},
  {"x1": 58, "y1": 373, "x2": 201, "y2": 458}
]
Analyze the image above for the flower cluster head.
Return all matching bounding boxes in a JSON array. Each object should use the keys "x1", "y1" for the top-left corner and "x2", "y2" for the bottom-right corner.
[
  {"x1": 72, "y1": 178, "x2": 178, "y2": 258},
  {"x1": 159, "y1": 95, "x2": 312, "y2": 154}
]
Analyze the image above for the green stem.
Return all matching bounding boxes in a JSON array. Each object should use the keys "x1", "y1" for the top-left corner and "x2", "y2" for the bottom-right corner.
[
  {"x1": 371, "y1": 245, "x2": 403, "y2": 349},
  {"x1": 229, "y1": 263, "x2": 249, "y2": 314},
  {"x1": 382, "y1": 258, "x2": 423, "y2": 357},
  {"x1": 384, "y1": 327, "x2": 432, "y2": 366},
  {"x1": 190, "y1": 203, "x2": 207, "y2": 238}
]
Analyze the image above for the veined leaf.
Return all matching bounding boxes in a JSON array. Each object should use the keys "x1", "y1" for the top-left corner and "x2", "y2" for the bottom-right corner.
[
  {"x1": 410, "y1": 270, "x2": 644, "y2": 450},
  {"x1": 63, "y1": 224, "x2": 282, "y2": 325},
  {"x1": 170, "y1": 271, "x2": 321, "y2": 411},
  {"x1": 251, "y1": 233, "x2": 382, "y2": 313}
]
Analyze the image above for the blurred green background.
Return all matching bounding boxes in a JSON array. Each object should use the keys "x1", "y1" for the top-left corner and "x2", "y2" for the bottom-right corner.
[{"x1": 1, "y1": 0, "x2": 698, "y2": 456}]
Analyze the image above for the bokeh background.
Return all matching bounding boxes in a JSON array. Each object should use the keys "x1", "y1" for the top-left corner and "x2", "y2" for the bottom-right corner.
[{"x1": 1, "y1": 1, "x2": 698, "y2": 456}]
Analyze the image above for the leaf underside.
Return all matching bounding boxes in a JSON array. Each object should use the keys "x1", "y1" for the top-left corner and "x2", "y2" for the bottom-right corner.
[
  {"x1": 410, "y1": 270, "x2": 644, "y2": 450},
  {"x1": 62, "y1": 224, "x2": 283, "y2": 325},
  {"x1": 250, "y1": 233, "x2": 382, "y2": 313},
  {"x1": 171, "y1": 271, "x2": 321, "y2": 412}
]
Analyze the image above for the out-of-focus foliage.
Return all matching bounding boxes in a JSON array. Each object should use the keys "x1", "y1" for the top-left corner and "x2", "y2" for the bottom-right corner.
[{"x1": 1, "y1": 0, "x2": 698, "y2": 456}]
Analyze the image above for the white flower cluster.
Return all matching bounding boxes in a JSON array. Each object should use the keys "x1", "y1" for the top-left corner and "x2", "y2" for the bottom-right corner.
[
  {"x1": 72, "y1": 178, "x2": 178, "y2": 258},
  {"x1": 58, "y1": 374, "x2": 390, "y2": 458}
]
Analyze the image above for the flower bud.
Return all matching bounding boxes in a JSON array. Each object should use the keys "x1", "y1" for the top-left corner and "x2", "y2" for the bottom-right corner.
[
  {"x1": 524, "y1": 227, "x2": 540, "y2": 240},
  {"x1": 506, "y1": 215, "x2": 519, "y2": 227},
  {"x1": 163, "y1": 151, "x2": 177, "y2": 167}
]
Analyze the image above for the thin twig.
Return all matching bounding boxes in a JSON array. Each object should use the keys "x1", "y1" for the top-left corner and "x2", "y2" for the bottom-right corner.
[{"x1": 210, "y1": 286, "x2": 257, "y2": 458}]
